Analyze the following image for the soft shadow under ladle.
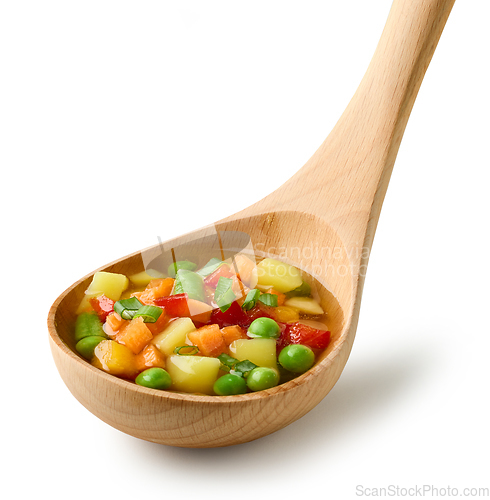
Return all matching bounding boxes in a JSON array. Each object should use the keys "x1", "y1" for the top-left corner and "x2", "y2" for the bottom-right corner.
[{"x1": 48, "y1": 0, "x2": 456, "y2": 447}]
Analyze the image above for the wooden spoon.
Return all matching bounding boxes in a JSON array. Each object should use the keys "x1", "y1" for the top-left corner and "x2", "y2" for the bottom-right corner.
[{"x1": 48, "y1": 0, "x2": 456, "y2": 448}]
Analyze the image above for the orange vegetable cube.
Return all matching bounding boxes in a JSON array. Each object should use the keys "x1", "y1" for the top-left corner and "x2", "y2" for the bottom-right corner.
[
  {"x1": 232, "y1": 254, "x2": 258, "y2": 287},
  {"x1": 131, "y1": 289, "x2": 155, "y2": 305},
  {"x1": 145, "y1": 308, "x2": 170, "y2": 335},
  {"x1": 106, "y1": 312, "x2": 127, "y2": 333},
  {"x1": 187, "y1": 299, "x2": 213, "y2": 324},
  {"x1": 116, "y1": 316, "x2": 153, "y2": 354},
  {"x1": 132, "y1": 278, "x2": 175, "y2": 305},
  {"x1": 187, "y1": 324, "x2": 227, "y2": 357},
  {"x1": 231, "y1": 276, "x2": 249, "y2": 301},
  {"x1": 135, "y1": 344, "x2": 166, "y2": 372},
  {"x1": 221, "y1": 325, "x2": 247, "y2": 345},
  {"x1": 147, "y1": 278, "x2": 174, "y2": 298},
  {"x1": 268, "y1": 288, "x2": 286, "y2": 306}
]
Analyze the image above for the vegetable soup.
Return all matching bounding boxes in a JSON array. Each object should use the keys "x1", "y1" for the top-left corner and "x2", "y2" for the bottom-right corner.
[{"x1": 73, "y1": 255, "x2": 333, "y2": 396}]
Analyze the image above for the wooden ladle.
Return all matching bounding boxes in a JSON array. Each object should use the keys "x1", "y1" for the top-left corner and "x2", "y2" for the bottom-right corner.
[{"x1": 48, "y1": 0, "x2": 456, "y2": 448}]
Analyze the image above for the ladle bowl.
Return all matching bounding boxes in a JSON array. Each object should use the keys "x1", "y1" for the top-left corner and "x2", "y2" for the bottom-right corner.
[{"x1": 48, "y1": 0, "x2": 456, "y2": 447}]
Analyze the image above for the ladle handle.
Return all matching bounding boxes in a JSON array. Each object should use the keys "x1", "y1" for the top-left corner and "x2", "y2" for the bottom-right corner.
[{"x1": 248, "y1": 0, "x2": 456, "y2": 253}]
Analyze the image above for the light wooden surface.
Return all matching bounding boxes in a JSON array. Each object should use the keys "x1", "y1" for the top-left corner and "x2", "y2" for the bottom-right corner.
[{"x1": 48, "y1": 0, "x2": 456, "y2": 448}]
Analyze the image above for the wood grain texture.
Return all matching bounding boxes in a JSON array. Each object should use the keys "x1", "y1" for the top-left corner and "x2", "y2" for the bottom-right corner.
[{"x1": 48, "y1": 0, "x2": 455, "y2": 447}]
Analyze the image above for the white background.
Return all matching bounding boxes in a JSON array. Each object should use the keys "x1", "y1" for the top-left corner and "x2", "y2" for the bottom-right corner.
[{"x1": 1, "y1": 1, "x2": 489, "y2": 499}]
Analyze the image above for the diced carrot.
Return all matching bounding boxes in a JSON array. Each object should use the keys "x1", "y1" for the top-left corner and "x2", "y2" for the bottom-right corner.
[
  {"x1": 134, "y1": 344, "x2": 166, "y2": 372},
  {"x1": 106, "y1": 312, "x2": 127, "y2": 333},
  {"x1": 268, "y1": 288, "x2": 286, "y2": 306},
  {"x1": 187, "y1": 299, "x2": 213, "y2": 323},
  {"x1": 221, "y1": 325, "x2": 247, "y2": 345},
  {"x1": 232, "y1": 254, "x2": 257, "y2": 287},
  {"x1": 231, "y1": 276, "x2": 249, "y2": 301},
  {"x1": 145, "y1": 308, "x2": 170, "y2": 335},
  {"x1": 131, "y1": 289, "x2": 155, "y2": 305},
  {"x1": 132, "y1": 277, "x2": 175, "y2": 305},
  {"x1": 116, "y1": 316, "x2": 153, "y2": 355},
  {"x1": 147, "y1": 278, "x2": 174, "y2": 298},
  {"x1": 187, "y1": 324, "x2": 227, "y2": 357}
]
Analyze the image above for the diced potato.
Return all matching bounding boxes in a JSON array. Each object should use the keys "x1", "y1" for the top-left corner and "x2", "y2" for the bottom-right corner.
[
  {"x1": 229, "y1": 338, "x2": 277, "y2": 368},
  {"x1": 129, "y1": 269, "x2": 165, "y2": 287},
  {"x1": 256, "y1": 258, "x2": 302, "y2": 293},
  {"x1": 93, "y1": 340, "x2": 137, "y2": 378},
  {"x1": 166, "y1": 355, "x2": 221, "y2": 395},
  {"x1": 284, "y1": 296, "x2": 324, "y2": 315},
  {"x1": 271, "y1": 306, "x2": 300, "y2": 323},
  {"x1": 75, "y1": 292, "x2": 100, "y2": 315},
  {"x1": 85, "y1": 271, "x2": 129, "y2": 301},
  {"x1": 152, "y1": 317, "x2": 196, "y2": 357}
]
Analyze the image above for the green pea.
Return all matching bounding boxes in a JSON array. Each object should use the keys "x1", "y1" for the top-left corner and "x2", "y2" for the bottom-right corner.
[
  {"x1": 247, "y1": 317, "x2": 281, "y2": 339},
  {"x1": 246, "y1": 367, "x2": 280, "y2": 392},
  {"x1": 168, "y1": 260, "x2": 197, "y2": 278},
  {"x1": 278, "y1": 344, "x2": 315, "y2": 373},
  {"x1": 135, "y1": 368, "x2": 172, "y2": 390},
  {"x1": 75, "y1": 335, "x2": 106, "y2": 360},
  {"x1": 74, "y1": 312, "x2": 106, "y2": 342},
  {"x1": 213, "y1": 374, "x2": 248, "y2": 396}
]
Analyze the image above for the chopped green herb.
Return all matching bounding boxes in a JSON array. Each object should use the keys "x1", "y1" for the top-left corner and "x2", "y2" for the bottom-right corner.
[
  {"x1": 234, "y1": 359, "x2": 258, "y2": 377},
  {"x1": 217, "y1": 353, "x2": 238, "y2": 369},
  {"x1": 217, "y1": 354, "x2": 257, "y2": 377},
  {"x1": 214, "y1": 276, "x2": 236, "y2": 312},
  {"x1": 168, "y1": 260, "x2": 197, "y2": 278},
  {"x1": 133, "y1": 305, "x2": 163, "y2": 323},
  {"x1": 241, "y1": 289, "x2": 260, "y2": 311},
  {"x1": 258, "y1": 293, "x2": 278, "y2": 307},
  {"x1": 285, "y1": 281, "x2": 311, "y2": 298},
  {"x1": 196, "y1": 258, "x2": 224, "y2": 277},
  {"x1": 174, "y1": 345, "x2": 199, "y2": 355},
  {"x1": 114, "y1": 297, "x2": 144, "y2": 320},
  {"x1": 173, "y1": 269, "x2": 206, "y2": 302}
]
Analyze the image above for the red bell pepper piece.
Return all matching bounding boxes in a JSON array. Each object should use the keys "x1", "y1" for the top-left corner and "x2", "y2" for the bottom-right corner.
[
  {"x1": 245, "y1": 303, "x2": 274, "y2": 323},
  {"x1": 209, "y1": 301, "x2": 279, "y2": 329},
  {"x1": 89, "y1": 295, "x2": 114, "y2": 322},
  {"x1": 154, "y1": 293, "x2": 190, "y2": 317},
  {"x1": 208, "y1": 300, "x2": 249, "y2": 328},
  {"x1": 204, "y1": 264, "x2": 235, "y2": 288},
  {"x1": 280, "y1": 322, "x2": 331, "y2": 350}
]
